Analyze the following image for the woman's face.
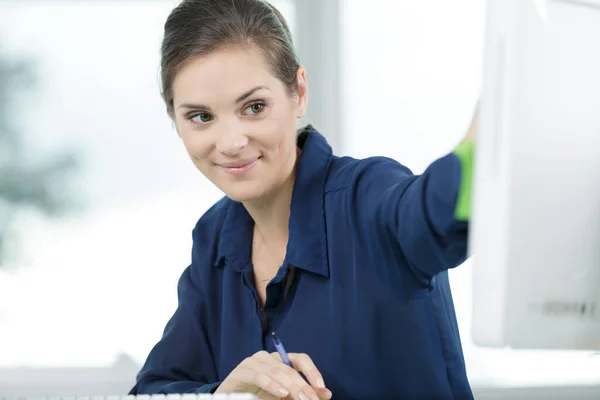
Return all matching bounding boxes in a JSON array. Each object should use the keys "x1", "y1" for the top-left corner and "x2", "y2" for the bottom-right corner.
[{"x1": 171, "y1": 44, "x2": 308, "y2": 202}]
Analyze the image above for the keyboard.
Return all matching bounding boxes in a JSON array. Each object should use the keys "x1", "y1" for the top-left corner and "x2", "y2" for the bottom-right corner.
[{"x1": 2, "y1": 395, "x2": 259, "y2": 400}]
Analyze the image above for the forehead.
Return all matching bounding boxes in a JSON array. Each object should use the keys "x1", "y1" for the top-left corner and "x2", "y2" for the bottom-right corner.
[{"x1": 172, "y1": 45, "x2": 279, "y2": 104}]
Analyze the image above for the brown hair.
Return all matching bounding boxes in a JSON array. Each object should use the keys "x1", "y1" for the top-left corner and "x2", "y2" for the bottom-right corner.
[{"x1": 160, "y1": 0, "x2": 299, "y2": 117}]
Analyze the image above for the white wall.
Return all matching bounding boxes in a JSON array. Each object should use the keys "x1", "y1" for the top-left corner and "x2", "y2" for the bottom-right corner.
[{"x1": 341, "y1": 0, "x2": 482, "y2": 168}]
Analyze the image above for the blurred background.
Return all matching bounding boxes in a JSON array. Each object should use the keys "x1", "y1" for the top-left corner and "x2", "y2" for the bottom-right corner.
[{"x1": 0, "y1": 0, "x2": 598, "y2": 397}]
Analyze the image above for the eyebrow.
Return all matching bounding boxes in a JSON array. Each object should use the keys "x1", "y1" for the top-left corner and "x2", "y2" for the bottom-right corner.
[{"x1": 176, "y1": 85, "x2": 268, "y2": 111}]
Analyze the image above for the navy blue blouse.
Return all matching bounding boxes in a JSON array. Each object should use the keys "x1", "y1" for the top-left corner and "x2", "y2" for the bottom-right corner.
[{"x1": 131, "y1": 127, "x2": 473, "y2": 399}]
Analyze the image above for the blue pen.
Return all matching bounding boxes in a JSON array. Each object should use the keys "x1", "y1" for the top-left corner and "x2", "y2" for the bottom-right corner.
[{"x1": 271, "y1": 331, "x2": 294, "y2": 368}]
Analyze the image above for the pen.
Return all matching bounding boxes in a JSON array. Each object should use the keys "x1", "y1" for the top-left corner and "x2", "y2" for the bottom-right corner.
[{"x1": 271, "y1": 331, "x2": 294, "y2": 368}]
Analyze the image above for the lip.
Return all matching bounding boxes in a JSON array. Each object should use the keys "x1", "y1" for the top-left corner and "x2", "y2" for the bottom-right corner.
[{"x1": 218, "y1": 157, "x2": 260, "y2": 176}]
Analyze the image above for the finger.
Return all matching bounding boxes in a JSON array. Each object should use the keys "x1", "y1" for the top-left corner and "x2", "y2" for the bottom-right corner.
[
  {"x1": 239, "y1": 357, "x2": 290, "y2": 398},
  {"x1": 258, "y1": 352, "x2": 321, "y2": 400},
  {"x1": 315, "y1": 387, "x2": 332, "y2": 400},
  {"x1": 282, "y1": 391, "x2": 331, "y2": 400},
  {"x1": 285, "y1": 353, "x2": 326, "y2": 390}
]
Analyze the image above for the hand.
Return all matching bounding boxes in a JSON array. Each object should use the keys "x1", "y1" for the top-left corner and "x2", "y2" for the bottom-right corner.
[
  {"x1": 214, "y1": 350, "x2": 332, "y2": 400},
  {"x1": 463, "y1": 102, "x2": 478, "y2": 142}
]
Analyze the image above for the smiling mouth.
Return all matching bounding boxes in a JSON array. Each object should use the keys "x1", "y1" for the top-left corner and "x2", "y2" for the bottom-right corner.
[{"x1": 218, "y1": 157, "x2": 260, "y2": 176}]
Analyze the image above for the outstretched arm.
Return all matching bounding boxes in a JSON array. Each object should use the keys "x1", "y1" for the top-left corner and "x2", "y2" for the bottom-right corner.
[{"x1": 353, "y1": 108, "x2": 476, "y2": 279}]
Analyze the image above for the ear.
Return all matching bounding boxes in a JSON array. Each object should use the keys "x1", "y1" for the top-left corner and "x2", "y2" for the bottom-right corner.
[{"x1": 295, "y1": 65, "x2": 308, "y2": 119}]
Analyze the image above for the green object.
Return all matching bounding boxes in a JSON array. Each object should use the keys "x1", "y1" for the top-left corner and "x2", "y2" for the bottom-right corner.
[{"x1": 453, "y1": 140, "x2": 474, "y2": 221}]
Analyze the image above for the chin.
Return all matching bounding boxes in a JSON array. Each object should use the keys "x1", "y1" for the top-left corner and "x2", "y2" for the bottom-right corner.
[{"x1": 222, "y1": 183, "x2": 270, "y2": 203}]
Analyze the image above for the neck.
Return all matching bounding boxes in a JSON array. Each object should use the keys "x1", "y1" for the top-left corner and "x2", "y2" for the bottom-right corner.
[
  {"x1": 243, "y1": 167, "x2": 295, "y2": 251},
  {"x1": 243, "y1": 146, "x2": 301, "y2": 249}
]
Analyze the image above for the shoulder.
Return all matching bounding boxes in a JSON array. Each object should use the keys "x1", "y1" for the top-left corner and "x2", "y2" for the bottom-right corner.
[
  {"x1": 189, "y1": 195, "x2": 234, "y2": 265},
  {"x1": 325, "y1": 154, "x2": 415, "y2": 193},
  {"x1": 175, "y1": 196, "x2": 235, "y2": 298},
  {"x1": 191, "y1": 195, "x2": 232, "y2": 243}
]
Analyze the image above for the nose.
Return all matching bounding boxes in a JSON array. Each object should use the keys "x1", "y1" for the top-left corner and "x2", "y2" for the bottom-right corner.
[{"x1": 215, "y1": 120, "x2": 249, "y2": 156}]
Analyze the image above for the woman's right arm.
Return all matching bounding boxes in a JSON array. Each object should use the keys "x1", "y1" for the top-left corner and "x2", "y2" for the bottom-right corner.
[
  {"x1": 130, "y1": 226, "x2": 331, "y2": 399},
  {"x1": 130, "y1": 264, "x2": 222, "y2": 394}
]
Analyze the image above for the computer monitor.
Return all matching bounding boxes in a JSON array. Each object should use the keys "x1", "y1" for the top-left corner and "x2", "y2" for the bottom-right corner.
[{"x1": 470, "y1": 0, "x2": 600, "y2": 350}]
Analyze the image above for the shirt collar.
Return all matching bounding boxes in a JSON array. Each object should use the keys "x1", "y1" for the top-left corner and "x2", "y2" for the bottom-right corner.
[{"x1": 216, "y1": 125, "x2": 333, "y2": 278}]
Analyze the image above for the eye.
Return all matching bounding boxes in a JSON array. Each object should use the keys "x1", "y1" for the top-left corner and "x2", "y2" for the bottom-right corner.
[
  {"x1": 244, "y1": 102, "x2": 266, "y2": 115},
  {"x1": 189, "y1": 112, "x2": 213, "y2": 124}
]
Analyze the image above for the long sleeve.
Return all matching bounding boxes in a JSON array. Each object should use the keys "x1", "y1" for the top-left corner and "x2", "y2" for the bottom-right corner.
[
  {"x1": 352, "y1": 141, "x2": 474, "y2": 278},
  {"x1": 130, "y1": 258, "x2": 221, "y2": 394}
]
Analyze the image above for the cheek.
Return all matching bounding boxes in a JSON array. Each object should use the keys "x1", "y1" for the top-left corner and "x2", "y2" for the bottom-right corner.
[
  {"x1": 260, "y1": 109, "x2": 298, "y2": 150},
  {"x1": 256, "y1": 124, "x2": 293, "y2": 156},
  {"x1": 180, "y1": 130, "x2": 212, "y2": 161}
]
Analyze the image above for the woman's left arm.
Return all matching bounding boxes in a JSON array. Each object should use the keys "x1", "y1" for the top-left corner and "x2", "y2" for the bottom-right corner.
[{"x1": 353, "y1": 108, "x2": 477, "y2": 279}]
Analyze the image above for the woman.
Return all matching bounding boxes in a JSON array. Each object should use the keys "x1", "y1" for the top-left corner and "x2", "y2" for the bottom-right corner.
[{"x1": 131, "y1": 0, "x2": 477, "y2": 399}]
